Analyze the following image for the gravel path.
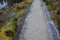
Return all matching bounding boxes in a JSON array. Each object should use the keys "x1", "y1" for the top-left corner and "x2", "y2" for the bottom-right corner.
[{"x1": 23, "y1": 0, "x2": 50, "y2": 40}]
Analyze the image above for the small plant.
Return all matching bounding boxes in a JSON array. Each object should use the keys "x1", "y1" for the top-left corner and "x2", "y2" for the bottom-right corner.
[{"x1": 4, "y1": 30, "x2": 15, "y2": 37}]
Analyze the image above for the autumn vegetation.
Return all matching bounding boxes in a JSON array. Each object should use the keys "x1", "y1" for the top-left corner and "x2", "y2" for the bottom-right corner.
[
  {"x1": 43, "y1": 0, "x2": 60, "y2": 33},
  {"x1": 0, "y1": 0, "x2": 32, "y2": 40}
]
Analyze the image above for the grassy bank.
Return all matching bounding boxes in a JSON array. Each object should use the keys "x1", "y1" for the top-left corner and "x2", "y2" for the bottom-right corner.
[
  {"x1": 43, "y1": 0, "x2": 60, "y2": 33},
  {"x1": 0, "y1": 0, "x2": 33, "y2": 40}
]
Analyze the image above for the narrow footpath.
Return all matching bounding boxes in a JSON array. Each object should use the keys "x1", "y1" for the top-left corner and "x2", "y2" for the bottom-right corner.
[{"x1": 23, "y1": 0, "x2": 50, "y2": 40}]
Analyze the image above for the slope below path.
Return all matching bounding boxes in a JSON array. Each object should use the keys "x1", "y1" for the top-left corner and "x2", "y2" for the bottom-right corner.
[{"x1": 23, "y1": 0, "x2": 50, "y2": 40}]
